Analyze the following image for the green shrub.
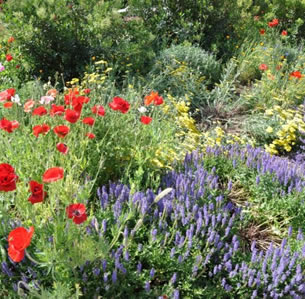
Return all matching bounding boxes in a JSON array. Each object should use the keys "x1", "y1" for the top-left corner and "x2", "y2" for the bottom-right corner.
[
  {"x1": 127, "y1": 0, "x2": 251, "y2": 58},
  {"x1": 147, "y1": 44, "x2": 221, "y2": 109},
  {"x1": 0, "y1": 0, "x2": 155, "y2": 82},
  {"x1": 128, "y1": 0, "x2": 305, "y2": 61},
  {"x1": 237, "y1": 39, "x2": 305, "y2": 111},
  {"x1": 0, "y1": 36, "x2": 28, "y2": 89},
  {"x1": 87, "y1": 11, "x2": 155, "y2": 80}
]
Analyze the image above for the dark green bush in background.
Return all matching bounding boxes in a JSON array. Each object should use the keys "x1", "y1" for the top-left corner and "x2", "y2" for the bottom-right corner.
[{"x1": 0, "y1": 0, "x2": 155, "y2": 82}]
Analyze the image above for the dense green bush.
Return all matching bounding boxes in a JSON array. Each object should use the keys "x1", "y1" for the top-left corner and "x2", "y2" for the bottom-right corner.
[
  {"x1": 0, "y1": 0, "x2": 155, "y2": 82},
  {"x1": 128, "y1": 0, "x2": 305, "y2": 61},
  {"x1": 87, "y1": 10, "x2": 155, "y2": 80},
  {"x1": 128, "y1": 0, "x2": 244, "y2": 58}
]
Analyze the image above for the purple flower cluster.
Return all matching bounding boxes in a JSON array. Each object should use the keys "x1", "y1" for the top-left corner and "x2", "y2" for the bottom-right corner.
[
  {"x1": 206, "y1": 144, "x2": 305, "y2": 194},
  {"x1": 97, "y1": 183, "x2": 130, "y2": 219},
  {"x1": 96, "y1": 150, "x2": 305, "y2": 297},
  {"x1": 228, "y1": 238, "x2": 305, "y2": 298},
  {"x1": 87, "y1": 150, "x2": 242, "y2": 295}
]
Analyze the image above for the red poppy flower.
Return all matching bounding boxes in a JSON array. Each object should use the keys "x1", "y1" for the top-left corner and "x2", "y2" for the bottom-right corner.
[
  {"x1": 91, "y1": 105, "x2": 105, "y2": 116},
  {"x1": 8, "y1": 245, "x2": 25, "y2": 262},
  {"x1": 53, "y1": 125, "x2": 70, "y2": 138},
  {"x1": 0, "y1": 88, "x2": 15, "y2": 102},
  {"x1": 144, "y1": 91, "x2": 164, "y2": 106},
  {"x1": 73, "y1": 96, "x2": 90, "y2": 105},
  {"x1": 6, "y1": 88, "x2": 15, "y2": 98},
  {"x1": 6, "y1": 54, "x2": 13, "y2": 62},
  {"x1": 83, "y1": 88, "x2": 91, "y2": 94},
  {"x1": 268, "y1": 18, "x2": 279, "y2": 28},
  {"x1": 8, "y1": 227, "x2": 34, "y2": 251},
  {"x1": 86, "y1": 132, "x2": 95, "y2": 139},
  {"x1": 28, "y1": 181, "x2": 47, "y2": 204},
  {"x1": 66, "y1": 203, "x2": 87, "y2": 224},
  {"x1": 65, "y1": 109, "x2": 80, "y2": 123},
  {"x1": 50, "y1": 104, "x2": 65, "y2": 116},
  {"x1": 32, "y1": 124, "x2": 50, "y2": 137},
  {"x1": 3, "y1": 102, "x2": 13, "y2": 108},
  {"x1": 71, "y1": 97, "x2": 88, "y2": 113},
  {"x1": 56, "y1": 143, "x2": 69, "y2": 154},
  {"x1": 82, "y1": 117, "x2": 95, "y2": 126},
  {"x1": 0, "y1": 163, "x2": 18, "y2": 192},
  {"x1": 281, "y1": 30, "x2": 287, "y2": 36},
  {"x1": 109, "y1": 97, "x2": 130, "y2": 113},
  {"x1": 0, "y1": 118, "x2": 19, "y2": 133},
  {"x1": 64, "y1": 89, "x2": 79, "y2": 105},
  {"x1": 72, "y1": 102, "x2": 83, "y2": 114},
  {"x1": 0, "y1": 118, "x2": 13, "y2": 133},
  {"x1": 140, "y1": 116, "x2": 152, "y2": 124},
  {"x1": 16, "y1": 65, "x2": 20, "y2": 69},
  {"x1": 154, "y1": 96, "x2": 164, "y2": 105},
  {"x1": 64, "y1": 94, "x2": 76, "y2": 106},
  {"x1": 8, "y1": 37, "x2": 15, "y2": 43},
  {"x1": 259, "y1": 29, "x2": 265, "y2": 35},
  {"x1": 43, "y1": 167, "x2": 64, "y2": 183},
  {"x1": 7, "y1": 226, "x2": 34, "y2": 262},
  {"x1": 32, "y1": 125, "x2": 42, "y2": 137},
  {"x1": 290, "y1": 71, "x2": 302, "y2": 79},
  {"x1": 32, "y1": 106, "x2": 48, "y2": 116},
  {"x1": 259, "y1": 64, "x2": 268, "y2": 71}
]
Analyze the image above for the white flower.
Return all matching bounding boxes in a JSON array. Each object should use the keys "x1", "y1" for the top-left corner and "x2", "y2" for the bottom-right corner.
[
  {"x1": 40, "y1": 95, "x2": 54, "y2": 104},
  {"x1": 138, "y1": 106, "x2": 147, "y2": 113},
  {"x1": 11, "y1": 94, "x2": 21, "y2": 106}
]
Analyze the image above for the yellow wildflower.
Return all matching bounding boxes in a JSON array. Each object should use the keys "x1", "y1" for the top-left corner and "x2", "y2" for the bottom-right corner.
[{"x1": 266, "y1": 127, "x2": 273, "y2": 133}]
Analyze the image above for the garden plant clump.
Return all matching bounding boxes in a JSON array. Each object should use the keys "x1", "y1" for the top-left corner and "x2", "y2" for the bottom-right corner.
[{"x1": 2, "y1": 0, "x2": 305, "y2": 298}]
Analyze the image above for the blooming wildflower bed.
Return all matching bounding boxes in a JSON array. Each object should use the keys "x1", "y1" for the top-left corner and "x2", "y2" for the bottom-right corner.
[
  {"x1": 2, "y1": 8, "x2": 305, "y2": 298},
  {"x1": 1, "y1": 151, "x2": 305, "y2": 298}
]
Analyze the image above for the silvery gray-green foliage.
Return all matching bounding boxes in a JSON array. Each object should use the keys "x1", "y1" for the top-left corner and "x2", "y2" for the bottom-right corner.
[
  {"x1": 151, "y1": 44, "x2": 221, "y2": 86},
  {"x1": 148, "y1": 44, "x2": 222, "y2": 109}
]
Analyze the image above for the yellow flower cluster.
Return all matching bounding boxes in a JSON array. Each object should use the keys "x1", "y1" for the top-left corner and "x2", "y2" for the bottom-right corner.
[
  {"x1": 202, "y1": 126, "x2": 253, "y2": 148},
  {"x1": 152, "y1": 94, "x2": 201, "y2": 168},
  {"x1": 155, "y1": 94, "x2": 255, "y2": 168},
  {"x1": 265, "y1": 105, "x2": 305, "y2": 154},
  {"x1": 83, "y1": 72, "x2": 107, "y2": 85},
  {"x1": 67, "y1": 60, "x2": 113, "y2": 89}
]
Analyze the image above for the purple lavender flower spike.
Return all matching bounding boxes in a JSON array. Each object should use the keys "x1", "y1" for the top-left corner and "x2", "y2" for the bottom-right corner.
[
  {"x1": 144, "y1": 281, "x2": 150, "y2": 292},
  {"x1": 150, "y1": 268, "x2": 155, "y2": 278},
  {"x1": 171, "y1": 272, "x2": 177, "y2": 284},
  {"x1": 112, "y1": 269, "x2": 117, "y2": 284},
  {"x1": 173, "y1": 289, "x2": 179, "y2": 299},
  {"x1": 137, "y1": 262, "x2": 142, "y2": 274},
  {"x1": 93, "y1": 268, "x2": 100, "y2": 276}
]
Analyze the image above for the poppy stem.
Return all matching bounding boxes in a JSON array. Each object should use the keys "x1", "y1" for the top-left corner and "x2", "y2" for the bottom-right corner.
[
  {"x1": 17, "y1": 281, "x2": 30, "y2": 295},
  {"x1": 25, "y1": 250, "x2": 41, "y2": 265}
]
